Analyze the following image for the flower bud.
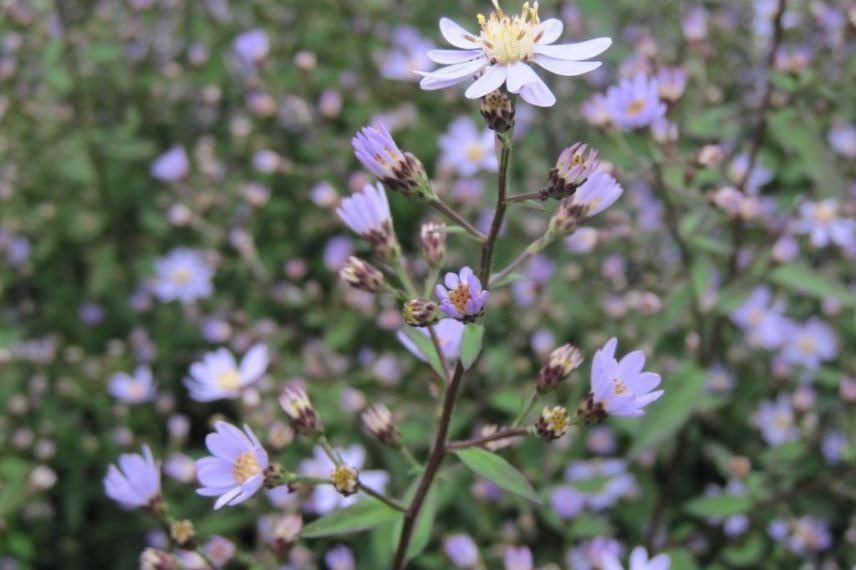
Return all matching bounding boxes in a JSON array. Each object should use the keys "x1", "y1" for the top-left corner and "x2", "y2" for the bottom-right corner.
[
  {"x1": 537, "y1": 343, "x2": 583, "y2": 393},
  {"x1": 140, "y1": 549, "x2": 177, "y2": 570},
  {"x1": 576, "y1": 392, "x2": 607, "y2": 424},
  {"x1": 330, "y1": 464, "x2": 358, "y2": 496},
  {"x1": 340, "y1": 257, "x2": 384, "y2": 293},
  {"x1": 279, "y1": 385, "x2": 324, "y2": 436},
  {"x1": 402, "y1": 299, "x2": 441, "y2": 327},
  {"x1": 541, "y1": 143, "x2": 601, "y2": 200},
  {"x1": 352, "y1": 125, "x2": 435, "y2": 200},
  {"x1": 420, "y1": 222, "x2": 447, "y2": 267},
  {"x1": 361, "y1": 403, "x2": 400, "y2": 447},
  {"x1": 170, "y1": 519, "x2": 196, "y2": 549},
  {"x1": 480, "y1": 89, "x2": 515, "y2": 133},
  {"x1": 263, "y1": 463, "x2": 289, "y2": 489},
  {"x1": 536, "y1": 406, "x2": 570, "y2": 440}
]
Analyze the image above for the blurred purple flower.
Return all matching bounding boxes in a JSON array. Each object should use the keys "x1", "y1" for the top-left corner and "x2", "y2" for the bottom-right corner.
[
  {"x1": 779, "y1": 318, "x2": 838, "y2": 370},
  {"x1": 443, "y1": 533, "x2": 479, "y2": 568},
  {"x1": 104, "y1": 445, "x2": 161, "y2": 508},
  {"x1": 108, "y1": 366, "x2": 157, "y2": 404},
  {"x1": 184, "y1": 344, "x2": 269, "y2": 402},
  {"x1": 504, "y1": 545, "x2": 533, "y2": 570},
  {"x1": 439, "y1": 116, "x2": 497, "y2": 176},
  {"x1": 152, "y1": 248, "x2": 214, "y2": 305},
  {"x1": 754, "y1": 394, "x2": 799, "y2": 446},
  {"x1": 324, "y1": 545, "x2": 355, "y2": 570},
  {"x1": 590, "y1": 338, "x2": 663, "y2": 417},
  {"x1": 196, "y1": 422, "x2": 269, "y2": 510},
  {"x1": 150, "y1": 146, "x2": 189, "y2": 182},
  {"x1": 604, "y1": 73, "x2": 666, "y2": 130},
  {"x1": 792, "y1": 199, "x2": 855, "y2": 248}
]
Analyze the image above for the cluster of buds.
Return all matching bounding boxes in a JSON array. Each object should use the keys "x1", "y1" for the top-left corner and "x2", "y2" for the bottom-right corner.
[
  {"x1": 361, "y1": 403, "x2": 400, "y2": 447},
  {"x1": 352, "y1": 125, "x2": 435, "y2": 201},
  {"x1": 279, "y1": 384, "x2": 323, "y2": 436},
  {"x1": 540, "y1": 143, "x2": 601, "y2": 200},
  {"x1": 536, "y1": 343, "x2": 583, "y2": 393},
  {"x1": 536, "y1": 406, "x2": 570, "y2": 440},
  {"x1": 330, "y1": 464, "x2": 358, "y2": 497},
  {"x1": 420, "y1": 222, "x2": 447, "y2": 267},
  {"x1": 340, "y1": 257, "x2": 384, "y2": 293},
  {"x1": 169, "y1": 519, "x2": 196, "y2": 549},
  {"x1": 402, "y1": 299, "x2": 441, "y2": 327},
  {"x1": 479, "y1": 89, "x2": 515, "y2": 133}
]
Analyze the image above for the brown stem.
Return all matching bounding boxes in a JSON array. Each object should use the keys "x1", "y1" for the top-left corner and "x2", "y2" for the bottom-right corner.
[
  {"x1": 446, "y1": 427, "x2": 530, "y2": 451},
  {"x1": 504, "y1": 190, "x2": 546, "y2": 203},
  {"x1": 489, "y1": 235, "x2": 548, "y2": 288},
  {"x1": 357, "y1": 481, "x2": 407, "y2": 512},
  {"x1": 427, "y1": 325, "x2": 451, "y2": 383},
  {"x1": 478, "y1": 133, "x2": 513, "y2": 283},
  {"x1": 429, "y1": 198, "x2": 487, "y2": 243}
]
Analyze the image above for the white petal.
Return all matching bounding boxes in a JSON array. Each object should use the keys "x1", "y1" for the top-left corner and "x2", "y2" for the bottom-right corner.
[
  {"x1": 534, "y1": 37, "x2": 612, "y2": 60},
  {"x1": 418, "y1": 57, "x2": 487, "y2": 80},
  {"x1": 419, "y1": 73, "x2": 473, "y2": 91},
  {"x1": 536, "y1": 19, "x2": 564, "y2": 45},
  {"x1": 505, "y1": 61, "x2": 540, "y2": 94},
  {"x1": 439, "y1": 17, "x2": 481, "y2": 49},
  {"x1": 518, "y1": 74, "x2": 557, "y2": 107},
  {"x1": 465, "y1": 64, "x2": 508, "y2": 99},
  {"x1": 427, "y1": 49, "x2": 482, "y2": 64},
  {"x1": 533, "y1": 55, "x2": 602, "y2": 76}
]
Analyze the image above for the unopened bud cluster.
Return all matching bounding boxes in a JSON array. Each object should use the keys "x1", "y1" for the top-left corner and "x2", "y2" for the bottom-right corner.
[
  {"x1": 340, "y1": 257, "x2": 384, "y2": 293},
  {"x1": 480, "y1": 89, "x2": 515, "y2": 133},
  {"x1": 330, "y1": 464, "x2": 358, "y2": 496},
  {"x1": 537, "y1": 343, "x2": 583, "y2": 393},
  {"x1": 536, "y1": 406, "x2": 570, "y2": 440},
  {"x1": 361, "y1": 403, "x2": 400, "y2": 447},
  {"x1": 402, "y1": 299, "x2": 441, "y2": 327},
  {"x1": 279, "y1": 385, "x2": 323, "y2": 436}
]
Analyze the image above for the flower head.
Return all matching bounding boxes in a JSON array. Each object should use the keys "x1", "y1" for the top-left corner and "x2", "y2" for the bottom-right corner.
[
  {"x1": 779, "y1": 318, "x2": 838, "y2": 370},
  {"x1": 299, "y1": 445, "x2": 388, "y2": 514},
  {"x1": 330, "y1": 464, "x2": 359, "y2": 496},
  {"x1": 792, "y1": 199, "x2": 855, "y2": 248},
  {"x1": 419, "y1": 2, "x2": 611, "y2": 107},
  {"x1": 151, "y1": 146, "x2": 189, "y2": 182},
  {"x1": 504, "y1": 546, "x2": 533, "y2": 570},
  {"x1": 108, "y1": 366, "x2": 157, "y2": 404},
  {"x1": 340, "y1": 257, "x2": 385, "y2": 293},
  {"x1": 352, "y1": 125, "x2": 432, "y2": 199},
  {"x1": 549, "y1": 171, "x2": 623, "y2": 235},
  {"x1": 754, "y1": 394, "x2": 799, "y2": 446},
  {"x1": 536, "y1": 405, "x2": 570, "y2": 440},
  {"x1": 279, "y1": 384, "x2": 324, "y2": 436},
  {"x1": 603, "y1": 545, "x2": 671, "y2": 570},
  {"x1": 361, "y1": 403, "x2": 400, "y2": 447},
  {"x1": 336, "y1": 183, "x2": 401, "y2": 262},
  {"x1": 421, "y1": 222, "x2": 447, "y2": 267},
  {"x1": 439, "y1": 116, "x2": 498, "y2": 176},
  {"x1": 537, "y1": 343, "x2": 583, "y2": 392},
  {"x1": 152, "y1": 248, "x2": 214, "y2": 305},
  {"x1": 605, "y1": 73, "x2": 666, "y2": 130},
  {"x1": 402, "y1": 299, "x2": 441, "y2": 327},
  {"x1": 196, "y1": 422, "x2": 269, "y2": 509},
  {"x1": 184, "y1": 344, "x2": 269, "y2": 402},
  {"x1": 582, "y1": 338, "x2": 663, "y2": 419},
  {"x1": 435, "y1": 266, "x2": 490, "y2": 322},
  {"x1": 104, "y1": 445, "x2": 161, "y2": 509},
  {"x1": 542, "y1": 143, "x2": 601, "y2": 199},
  {"x1": 444, "y1": 533, "x2": 479, "y2": 568}
]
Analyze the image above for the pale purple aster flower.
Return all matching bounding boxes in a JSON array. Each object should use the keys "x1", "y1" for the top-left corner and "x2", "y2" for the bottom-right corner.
[
  {"x1": 655, "y1": 67, "x2": 686, "y2": 102},
  {"x1": 336, "y1": 183, "x2": 400, "y2": 262},
  {"x1": 792, "y1": 199, "x2": 855, "y2": 248},
  {"x1": 767, "y1": 518, "x2": 790, "y2": 541},
  {"x1": 565, "y1": 227, "x2": 599, "y2": 253},
  {"x1": 682, "y1": 7, "x2": 708, "y2": 42},
  {"x1": 439, "y1": 116, "x2": 498, "y2": 176},
  {"x1": 779, "y1": 318, "x2": 838, "y2": 370},
  {"x1": 108, "y1": 365, "x2": 157, "y2": 404},
  {"x1": 604, "y1": 73, "x2": 666, "y2": 130},
  {"x1": 821, "y1": 431, "x2": 848, "y2": 465},
  {"x1": 435, "y1": 266, "x2": 490, "y2": 322},
  {"x1": 504, "y1": 545, "x2": 533, "y2": 570},
  {"x1": 418, "y1": 3, "x2": 611, "y2": 107},
  {"x1": 324, "y1": 545, "x2": 355, "y2": 570},
  {"x1": 202, "y1": 535, "x2": 235, "y2": 568},
  {"x1": 150, "y1": 146, "x2": 189, "y2": 182},
  {"x1": 603, "y1": 546, "x2": 671, "y2": 570},
  {"x1": 298, "y1": 445, "x2": 388, "y2": 515},
  {"x1": 104, "y1": 445, "x2": 161, "y2": 509},
  {"x1": 567, "y1": 537, "x2": 623, "y2": 570},
  {"x1": 586, "y1": 426, "x2": 616, "y2": 455},
  {"x1": 444, "y1": 533, "x2": 479, "y2": 568},
  {"x1": 729, "y1": 286, "x2": 789, "y2": 349},
  {"x1": 776, "y1": 516, "x2": 833, "y2": 555},
  {"x1": 530, "y1": 328, "x2": 556, "y2": 356},
  {"x1": 233, "y1": 30, "x2": 269, "y2": 65},
  {"x1": 184, "y1": 344, "x2": 269, "y2": 402},
  {"x1": 152, "y1": 248, "x2": 214, "y2": 304},
  {"x1": 164, "y1": 453, "x2": 196, "y2": 483},
  {"x1": 378, "y1": 26, "x2": 435, "y2": 81},
  {"x1": 351, "y1": 125, "x2": 429, "y2": 197},
  {"x1": 196, "y1": 421, "x2": 269, "y2": 510},
  {"x1": 754, "y1": 394, "x2": 799, "y2": 446},
  {"x1": 324, "y1": 236, "x2": 354, "y2": 271},
  {"x1": 727, "y1": 154, "x2": 773, "y2": 194},
  {"x1": 550, "y1": 485, "x2": 585, "y2": 519},
  {"x1": 827, "y1": 120, "x2": 856, "y2": 158},
  {"x1": 572, "y1": 170, "x2": 624, "y2": 217},
  {"x1": 705, "y1": 363, "x2": 735, "y2": 394},
  {"x1": 589, "y1": 338, "x2": 663, "y2": 417},
  {"x1": 772, "y1": 234, "x2": 800, "y2": 262},
  {"x1": 581, "y1": 93, "x2": 611, "y2": 127}
]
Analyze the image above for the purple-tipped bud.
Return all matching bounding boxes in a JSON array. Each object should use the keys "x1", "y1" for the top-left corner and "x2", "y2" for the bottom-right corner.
[
  {"x1": 536, "y1": 406, "x2": 570, "y2": 440},
  {"x1": 352, "y1": 125, "x2": 434, "y2": 200},
  {"x1": 279, "y1": 385, "x2": 323, "y2": 436},
  {"x1": 330, "y1": 464, "x2": 358, "y2": 496},
  {"x1": 340, "y1": 257, "x2": 384, "y2": 293},
  {"x1": 420, "y1": 222, "x2": 447, "y2": 267},
  {"x1": 336, "y1": 183, "x2": 401, "y2": 263},
  {"x1": 402, "y1": 299, "x2": 441, "y2": 328},
  {"x1": 480, "y1": 89, "x2": 515, "y2": 133},
  {"x1": 140, "y1": 548, "x2": 178, "y2": 570},
  {"x1": 541, "y1": 143, "x2": 601, "y2": 200},
  {"x1": 548, "y1": 171, "x2": 623, "y2": 237},
  {"x1": 361, "y1": 403, "x2": 400, "y2": 447},
  {"x1": 537, "y1": 343, "x2": 583, "y2": 393}
]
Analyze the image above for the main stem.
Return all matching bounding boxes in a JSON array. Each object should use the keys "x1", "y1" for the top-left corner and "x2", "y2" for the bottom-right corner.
[{"x1": 392, "y1": 130, "x2": 514, "y2": 569}]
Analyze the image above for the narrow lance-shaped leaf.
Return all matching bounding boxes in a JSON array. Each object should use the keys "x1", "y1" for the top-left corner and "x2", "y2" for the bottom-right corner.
[
  {"x1": 453, "y1": 447, "x2": 541, "y2": 504},
  {"x1": 300, "y1": 498, "x2": 401, "y2": 538},
  {"x1": 459, "y1": 323, "x2": 484, "y2": 370}
]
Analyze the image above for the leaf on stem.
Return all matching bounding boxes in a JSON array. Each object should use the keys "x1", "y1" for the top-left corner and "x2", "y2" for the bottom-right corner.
[
  {"x1": 301, "y1": 498, "x2": 401, "y2": 538},
  {"x1": 459, "y1": 323, "x2": 485, "y2": 370},
  {"x1": 453, "y1": 448, "x2": 541, "y2": 504}
]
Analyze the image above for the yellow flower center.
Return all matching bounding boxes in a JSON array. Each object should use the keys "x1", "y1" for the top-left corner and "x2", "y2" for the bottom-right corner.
[
  {"x1": 612, "y1": 377, "x2": 628, "y2": 395},
  {"x1": 478, "y1": 1, "x2": 541, "y2": 65},
  {"x1": 797, "y1": 336, "x2": 816, "y2": 354},
  {"x1": 466, "y1": 143, "x2": 486, "y2": 162},
  {"x1": 544, "y1": 407, "x2": 569, "y2": 433},
  {"x1": 747, "y1": 308, "x2": 763, "y2": 326},
  {"x1": 448, "y1": 283, "x2": 472, "y2": 315},
  {"x1": 626, "y1": 99, "x2": 646, "y2": 117},
  {"x1": 217, "y1": 369, "x2": 242, "y2": 391},
  {"x1": 812, "y1": 203, "x2": 837, "y2": 225},
  {"x1": 128, "y1": 382, "x2": 146, "y2": 399},
  {"x1": 773, "y1": 411, "x2": 791, "y2": 429},
  {"x1": 233, "y1": 451, "x2": 261, "y2": 484},
  {"x1": 172, "y1": 267, "x2": 192, "y2": 285}
]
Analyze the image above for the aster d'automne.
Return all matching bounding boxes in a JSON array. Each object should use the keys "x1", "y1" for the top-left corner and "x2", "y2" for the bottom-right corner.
[
  {"x1": 419, "y1": 1, "x2": 611, "y2": 107},
  {"x1": 196, "y1": 421, "x2": 270, "y2": 510}
]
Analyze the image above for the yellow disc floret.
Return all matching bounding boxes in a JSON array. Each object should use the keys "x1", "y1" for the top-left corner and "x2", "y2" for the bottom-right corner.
[{"x1": 478, "y1": 1, "x2": 542, "y2": 65}]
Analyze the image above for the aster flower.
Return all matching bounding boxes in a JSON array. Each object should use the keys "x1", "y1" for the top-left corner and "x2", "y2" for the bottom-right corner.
[
  {"x1": 827, "y1": 120, "x2": 856, "y2": 158},
  {"x1": 603, "y1": 546, "x2": 671, "y2": 570},
  {"x1": 655, "y1": 67, "x2": 687, "y2": 102},
  {"x1": 604, "y1": 73, "x2": 666, "y2": 130},
  {"x1": 435, "y1": 266, "x2": 490, "y2": 322},
  {"x1": 336, "y1": 183, "x2": 401, "y2": 262},
  {"x1": 196, "y1": 422, "x2": 269, "y2": 510},
  {"x1": 184, "y1": 344, "x2": 269, "y2": 402},
  {"x1": 325, "y1": 545, "x2": 356, "y2": 570},
  {"x1": 727, "y1": 153, "x2": 773, "y2": 194},
  {"x1": 754, "y1": 394, "x2": 799, "y2": 446},
  {"x1": 379, "y1": 26, "x2": 436, "y2": 81},
  {"x1": 567, "y1": 537, "x2": 623, "y2": 570},
  {"x1": 792, "y1": 199, "x2": 855, "y2": 248},
  {"x1": 108, "y1": 365, "x2": 157, "y2": 404},
  {"x1": 150, "y1": 146, "x2": 189, "y2": 182},
  {"x1": 418, "y1": 1, "x2": 611, "y2": 107},
  {"x1": 233, "y1": 30, "x2": 270, "y2": 66},
  {"x1": 779, "y1": 318, "x2": 838, "y2": 370},
  {"x1": 583, "y1": 337, "x2": 663, "y2": 419},
  {"x1": 549, "y1": 170, "x2": 623, "y2": 235},
  {"x1": 504, "y1": 546, "x2": 533, "y2": 570},
  {"x1": 729, "y1": 285, "x2": 789, "y2": 349},
  {"x1": 542, "y1": 142, "x2": 601, "y2": 199},
  {"x1": 351, "y1": 125, "x2": 432, "y2": 198},
  {"x1": 443, "y1": 533, "x2": 479, "y2": 568},
  {"x1": 151, "y1": 248, "x2": 214, "y2": 305},
  {"x1": 439, "y1": 116, "x2": 498, "y2": 176},
  {"x1": 550, "y1": 485, "x2": 585, "y2": 519},
  {"x1": 298, "y1": 444, "x2": 389, "y2": 515},
  {"x1": 104, "y1": 445, "x2": 161, "y2": 509}
]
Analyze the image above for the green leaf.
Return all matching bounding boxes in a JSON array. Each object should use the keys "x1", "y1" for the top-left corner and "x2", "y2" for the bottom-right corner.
[
  {"x1": 768, "y1": 262, "x2": 855, "y2": 308},
  {"x1": 722, "y1": 534, "x2": 765, "y2": 567},
  {"x1": 626, "y1": 365, "x2": 707, "y2": 459},
  {"x1": 390, "y1": 480, "x2": 439, "y2": 561},
  {"x1": 453, "y1": 448, "x2": 540, "y2": 504},
  {"x1": 401, "y1": 327, "x2": 447, "y2": 379},
  {"x1": 684, "y1": 494, "x2": 752, "y2": 518},
  {"x1": 459, "y1": 323, "x2": 484, "y2": 370},
  {"x1": 301, "y1": 498, "x2": 401, "y2": 538}
]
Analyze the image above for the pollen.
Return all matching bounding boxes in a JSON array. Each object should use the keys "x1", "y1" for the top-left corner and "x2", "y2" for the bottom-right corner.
[
  {"x1": 465, "y1": 143, "x2": 486, "y2": 162},
  {"x1": 233, "y1": 451, "x2": 261, "y2": 484},
  {"x1": 612, "y1": 377, "x2": 628, "y2": 395},
  {"x1": 172, "y1": 267, "x2": 192, "y2": 285},
  {"x1": 448, "y1": 283, "x2": 472, "y2": 315},
  {"x1": 216, "y1": 369, "x2": 242, "y2": 390},
  {"x1": 626, "y1": 99, "x2": 646, "y2": 117},
  {"x1": 478, "y1": 1, "x2": 541, "y2": 65}
]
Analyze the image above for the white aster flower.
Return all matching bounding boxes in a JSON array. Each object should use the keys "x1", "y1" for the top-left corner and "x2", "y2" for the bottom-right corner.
[{"x1": 419, "y1": 1, "x2": 611, "y2": 107}]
